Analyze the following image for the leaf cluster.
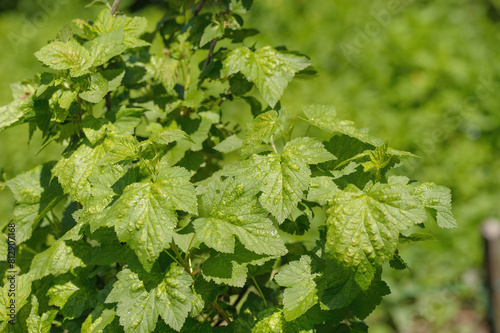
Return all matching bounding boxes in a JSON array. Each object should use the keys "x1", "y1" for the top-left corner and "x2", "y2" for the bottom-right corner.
[{"x1": 0, "y1": 1, "x2": 455, "y2": 332}]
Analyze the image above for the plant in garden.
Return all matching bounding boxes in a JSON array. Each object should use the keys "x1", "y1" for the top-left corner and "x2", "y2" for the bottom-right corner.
[{"x1": 0, "y1": 0, "x2": 456, "y2": 332}]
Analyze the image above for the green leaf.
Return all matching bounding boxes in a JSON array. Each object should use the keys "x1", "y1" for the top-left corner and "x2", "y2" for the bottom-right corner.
[
  {"x1": 94, "y1": 166, "x2": 195, "y2": 271},
  {"x1": 193, "y1": 177, "x2": 286, "y2": 256},
  {"x1": 27, "y1": 295, "x2": 57, "y2": 333},
  {"x1": 280, "y1": 214, "x2": 310, "y2": 236},
  {"x1": 389, "y1": 253, "x2": 408, "y2": 270},
  {"x1": 274, "y1": 255, "x2": 319, "y2": 321},
  {"x1": 399, "y1": 232, "x2": 436, "y2": 244},
  {"x1": 241, "y1": 110, "x2": 289, "y2": 157},
  {"x1": 251, "y1": 307, "x2": 321, "y2": 333},
  {"x1": 148, "y1": 129, "x2": 189, "y2": 146},
  {"x1": 101, "y1": 134, "x2": 140, "y2": 164},
  {"x1": 6, "y1": 163, "x2": 64, "y2": 244},
  {"x1": 285, "y1": 137, "x2": 336, "y2": 165},
  {"x1": 202, "y1": 242, "x2": 272, "y2": 287},
  {"x1": 107, "y1": 106, "x2": 143, "y2": 135},
  {"x1": 302, "y1": 105, "x2": 384, "y2": 147},
  {"x1": 99, "y1": 68, "x2": 125, "y2": 91},
  {"x1": 412, "y1": 182, "x2": 457, "y2": 228},
  {"x1": 350, "y1": 274, "x2": 390, "y2": 320},
  {"x1": 213, "y1": 135, "x2": 243, "y2": 153},
  {"x1": 106, "y1": 265, "x2": 193, "y2": 332},
  {"x1": 92, "y1": 9, "x2": 149, "y2": 48},
  {"x1": 81, "y1": 306, "x2": 116, "y2": 333},
  {"x1": 95, "y1": 181, "x2": 177, "y2": 272},
  {"x1": 307, "y1": 176, "x2": 340, "y2": 205},
  {"x1": 229, "y1": 73, "x2": 253, "y2": 96},
  {"x1": 252, "y1": 308, "x2": 284, "y2": 333},
  {"x1": 222, "y1": 46, "x2": 311, "y2": 107},
  {"x1": 53, "y1": 141, "x2": 109, "y2": 204},
  {"x1": 47, "y1": 274, "x2": 98, "y2": 319},
  {"x1": 35, "y1": 39, "x2": 92, "y2": 77},
  {"x1": 146, "y1": 56, "x2": 180, "y2": 94},
  {"x1": 59, "y1": 90, "x2": 78, "y2": 109},
  {"x1": 0, "y1": 100, "x2": 27, "y2": 132},
  {"x1": 88, "y1": 29, "x2": 127, "y2": 67},
  {"x1": 243, "y1": 137, "x2": 334, "y2": 223},
  {"x1": 200, "y1": 22, "x2": 224, "y2": 47},
  {"x1": 0, "y1": 274, "x2": 32, "y2": 323},
  {"x1": 81, "y1": 115, "x2": 108, "y2": 145},
  {"x1": 162, "y1": 113, "x2": 216, "y2": 166},
  {"x1": 325, "y1": 178, "x2": 427, "y2": 289},
  {"x1": 80, "y1": 72, "x2": 109, "y2": 103},
  {"x1": 27, "y1": 237, "x2": 90, "y2": 281},
  {"x1": 318, "y1": 260, "x2": 361, "y2": 310},
  {"x1": 156, "y1": 165, "x2": 198, "y2": 214},
  {"x1": 55, "y1": 24, "x2": 73, "y2": 43}
]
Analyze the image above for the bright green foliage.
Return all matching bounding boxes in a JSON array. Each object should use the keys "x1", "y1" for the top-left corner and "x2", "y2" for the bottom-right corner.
[
  {"x1": 81, "y1": 306, "x2": 116, "y2": 333},
  {"x1": 248, "y1": 137, "x2": 334, "y2": 223},
  {"x1": 201, "y1": 242, "x2": 272, "y2": 287},
  {"x1": 6, "y1": 162, "x2": 64, "y2": 243},
  {"x1": 27, "y1": 296, "x2": 58, "y2": 333},
  {"x1": 223, "y1": 46, "x2": 311, "y2": 107},
  {"x1": 94, "y1": 166, "x2": 196, "y2": 271},
  {"x1": 324, "y1": 177, "x2": 428, "y2": 289},
  {"x1": 193, "y1": 177, "x2": 286, "y2": 256},
  {"x1": 34, "y1": 39, "x2": 93, "y2": 77},
  {"x1": 27, "y1": 235, "x2": 91, "y2": 281},
  {"x1": 213, "y1": 135, "x2": 243, "y2": 153},
  {"x1": 274, "y1": 255, "x2": 319, "y2": 321},
  {"x1": 412, "y1": 182, "x2": 457, "y2": 228},
  {"x1": 80, "y1": 72, "x2": 109, "y2": 103},
  {"x1": 0, "y1": 1, "x2": 455, "y2": 332},
  {"x1": 241, "y1": 110, "x2": 289, "y2": 157},
  {"x1": 106, "y1": 266, "x2": 194, "y2": 332},
  {"x1": 303, "y1": 104, "x2": 384, "y2": 147}
]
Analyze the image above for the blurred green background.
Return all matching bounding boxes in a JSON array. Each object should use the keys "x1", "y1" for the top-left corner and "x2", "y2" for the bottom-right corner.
[{"x1": 1, "y1": 0, "x2": 499, "y2": 331}]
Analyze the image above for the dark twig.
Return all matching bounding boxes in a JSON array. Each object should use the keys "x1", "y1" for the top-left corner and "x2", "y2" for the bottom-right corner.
[
  {"x1": 232, "y1": 286, "x2": 249, "y2": 308},
  {"x1": 111, "y1": 0, "x2": 121, "y2": 15},
  {"x1": 194, "y1": 0, "x2": 206, "y2": 17},
  {"x1": 203, "y1": 38, "x2": 218, "y2": 70},
  {"x1": 77, "y1": 96, "x2": 82, "y2": 122},
  {"x1": 105, "y1": 92, "x2": 112, "y2": 112},
  {"x1": 212, "y1": 301, "x2": 231, "y2": 326}
]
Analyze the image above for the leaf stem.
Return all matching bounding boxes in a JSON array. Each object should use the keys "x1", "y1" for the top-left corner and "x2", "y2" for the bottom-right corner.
[
  {"x1": 141, "y1": 158, "x2": 156, "y2": 182},
  {"x1": 184, "y1": 233, "x2": 196, "y2": 269},
  {"x1": 270, "y1": 136, "x2": 278, "y2": 154},
  {"x1": 164, "y1": 249, "x2": 182, "y2": 266},
  {"x1": 44, "y1": 212, "x2": 60, "y2": 236},
  {"x1": 171, "y1": 242, "x2": 194, "y2": 277},
  {"x1": 304, "y1": 124, "x2": 311, "y2": 137},
  {"x1": 251, "y1": 276, "x2": 267, "y2": 307},
  {"x1": 20, "y1": 244, "x2": 38, "y2": 256}
]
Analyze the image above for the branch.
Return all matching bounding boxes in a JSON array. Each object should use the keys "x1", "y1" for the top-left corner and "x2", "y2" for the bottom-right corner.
[
  {"x1": 105, "y1": 92, "x2": 112, "y2": 112},
  {"x1": 203, "y1": 38, "x2": 218, "y2": 70},
  {"x1": 211, "y1": 301, "x2": 231, "y2": 326},
  {"x1": 194, "y1": 0, "x2": 206, "y2": 17},
  {"x1": 111, "y1": 0, "x2": 121, "y2": 16}
]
